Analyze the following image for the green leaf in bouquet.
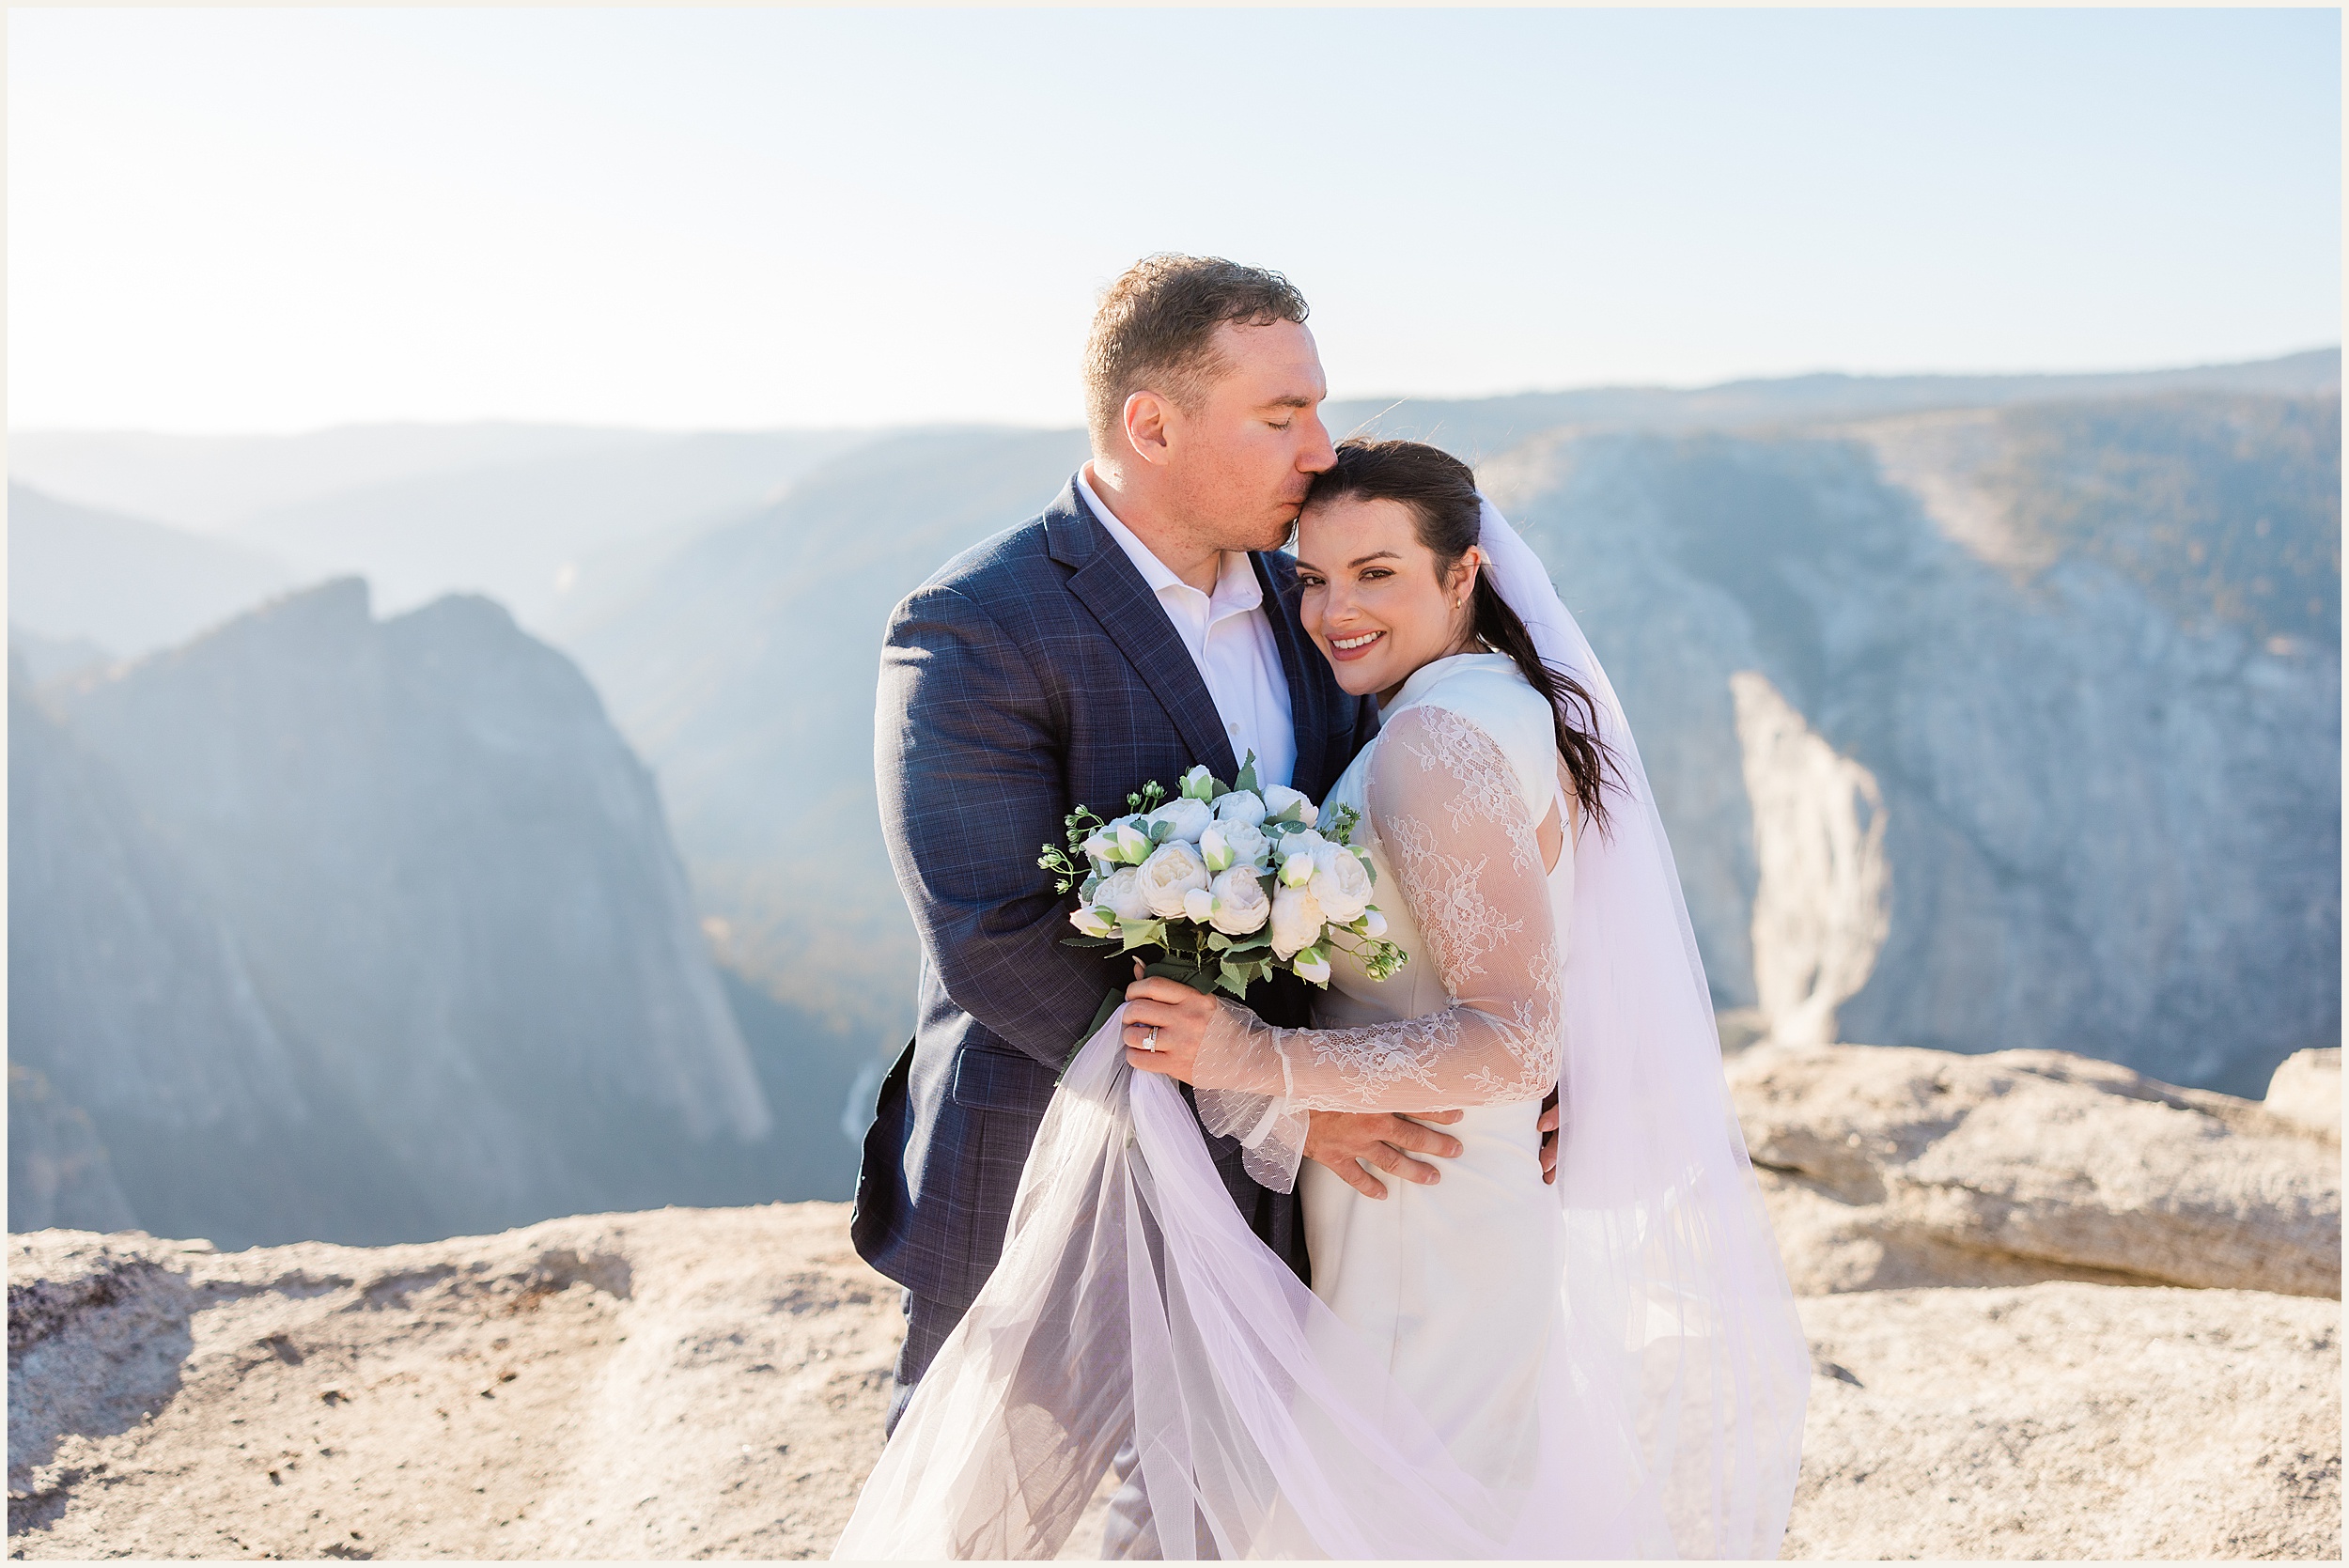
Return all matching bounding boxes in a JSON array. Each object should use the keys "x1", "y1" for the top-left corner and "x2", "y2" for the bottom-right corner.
[
  {"x1": 1268, "y1": 801, "x2": 1304, "y2": 826},
  {"x1": 1149, "y1": 819, "x2": 1172, "y2": 845},
  {"x1": 1233, "y1": 750, "x2": 1260, "y2": 797},
  {"x1": 1117, "y1": 919, "x2": 1167, "y2": 953},
  {"x1": 1061, "y1": 935, "x2": 1121, "y2": 950},
  {"x1": 1215, "y1": 960, "x2": 1252, "y2": 999}
]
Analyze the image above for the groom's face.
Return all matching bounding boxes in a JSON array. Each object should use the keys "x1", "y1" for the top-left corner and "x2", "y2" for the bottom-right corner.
[{"x1": 1162, "y1": 319, "x2": 1335, "y2": 551}]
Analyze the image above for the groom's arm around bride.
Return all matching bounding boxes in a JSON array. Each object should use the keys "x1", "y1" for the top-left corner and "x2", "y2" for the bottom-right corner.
[{"x1": 851, "y1": 256, "x2": 1453, "y2": 1432}]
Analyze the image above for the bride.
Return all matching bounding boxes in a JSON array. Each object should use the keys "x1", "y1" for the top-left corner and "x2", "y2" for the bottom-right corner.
[{"x1": 835, "y1": 441, "x2": 1809, "y2": 1560}]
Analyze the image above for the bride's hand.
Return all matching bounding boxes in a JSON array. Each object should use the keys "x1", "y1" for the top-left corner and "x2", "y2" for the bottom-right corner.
[{"x1": 1121, "y1": 971, "x2": 1221, "y2": 1081}]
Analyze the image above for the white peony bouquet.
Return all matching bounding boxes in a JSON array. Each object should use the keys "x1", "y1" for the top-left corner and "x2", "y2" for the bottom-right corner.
[{"x1": 1040, "y1": 752, "x2": 1408, "y2": 1014}]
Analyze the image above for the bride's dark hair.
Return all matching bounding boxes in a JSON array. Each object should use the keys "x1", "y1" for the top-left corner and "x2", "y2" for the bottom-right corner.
[{"x1": 1304, "y1": 438, "x2": 1614, "y2": 834}]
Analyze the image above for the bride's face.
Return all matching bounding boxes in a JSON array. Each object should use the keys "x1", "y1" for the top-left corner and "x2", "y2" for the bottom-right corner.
[{"x1": 1294, "y1": 495, "x2": 1480, "y2": 703}]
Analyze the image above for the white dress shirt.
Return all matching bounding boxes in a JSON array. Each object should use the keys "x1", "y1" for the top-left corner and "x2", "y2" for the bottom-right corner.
[{"x1": 1078, "y1": 468, "x2": 1297, "y2": 791}]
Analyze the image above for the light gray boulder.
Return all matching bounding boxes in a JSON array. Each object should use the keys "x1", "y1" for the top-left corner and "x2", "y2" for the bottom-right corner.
[
  {"x1": 2265, "y1": 1047, "x2": 2342, "y2": 1141},
  {"x1": 1731, "y1": 1041, "x2": 2341, "y2": 1297}
]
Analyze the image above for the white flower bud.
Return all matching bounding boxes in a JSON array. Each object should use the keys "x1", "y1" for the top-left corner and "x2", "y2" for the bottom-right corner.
[
  {"x1": 1262, "y1": 784, "x2": 1318, "y2": 827},
  {"x1": 1268, "y1": 882, "x2": 1326, "y2": 959},
  {"x1": 1214, "y1": 789, "x2": 1268, "y2": 829},
  {"x1": 1208, "y1": 867, "x2": 1270, "y2": 935},
  {"x1": 1292, "y1": 946, "x2": 1332, "y2": 986},
  {"x1": 1108, "y1": 817, "x2": 1154, "y2": 864},
  {"x1": 1070, "y1": 905, "x2": 1116, "y2": 939},
  {"x1": 1182, "y1": 886, "x2": 1216, "y2": 924},
  {"x1": 1098, "y1": 866, "x2": 1153, "y2": 923},
  {"x1": 1179, "y1": 764, "x2": 1217, "y2": 801},
  {"x1": 1081, "y1": 832, "x2": 1116, "y2": 866},
  {"x1": 1278, "y1": 850, "x2": 1316, "y2": 889},
  {"x1": 1358, "y1": 907, "x2": 1389, "y2": 939},
  {"x1": 1199, "y1": 825, "x2": 1233, "y2": 873},
  {"x1": 1137, "y1": 841, "x2": 1211, "y2": 918}
]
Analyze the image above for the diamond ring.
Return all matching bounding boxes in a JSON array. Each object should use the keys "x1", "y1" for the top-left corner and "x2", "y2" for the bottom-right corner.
[{"x1": 1143, "y1": 1026, "x2": 1160, "y2": 1051}]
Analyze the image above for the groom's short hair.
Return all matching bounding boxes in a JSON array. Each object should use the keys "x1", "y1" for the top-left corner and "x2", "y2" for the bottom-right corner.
[{"x1": 1084, "y1": 255, "x2": 1309, "y2": 452}]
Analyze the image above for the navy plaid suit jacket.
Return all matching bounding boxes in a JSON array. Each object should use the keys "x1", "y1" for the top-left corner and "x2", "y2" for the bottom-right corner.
[{"x1": 852, "y1": 476, "x2": 1379, "y2": 1365}]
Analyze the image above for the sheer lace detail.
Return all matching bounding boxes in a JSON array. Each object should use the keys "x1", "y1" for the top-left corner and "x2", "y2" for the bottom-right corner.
[
  {"x1": 1190, "y1": 703, "x2": 1565, "y2": 1135},
  {"x1": 1396, "y1": 705, "x2": 1542, "y2": 875}
]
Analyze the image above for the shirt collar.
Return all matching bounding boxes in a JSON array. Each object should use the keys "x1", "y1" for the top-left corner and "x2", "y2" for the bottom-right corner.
[{"x1": 1079, "y1": 466, "x2": 1265, "y2": 615}]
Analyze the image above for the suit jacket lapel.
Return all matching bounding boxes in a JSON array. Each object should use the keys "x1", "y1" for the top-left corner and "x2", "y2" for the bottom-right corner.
[{"x1": 1050, "y1": 479, "x2": 1240, "y2": 782}]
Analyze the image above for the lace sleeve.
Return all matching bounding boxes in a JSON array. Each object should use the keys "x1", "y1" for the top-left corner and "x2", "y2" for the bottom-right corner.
[{"x1": 1190, "y1": 703, "x2": 1565, "y2": 1116}]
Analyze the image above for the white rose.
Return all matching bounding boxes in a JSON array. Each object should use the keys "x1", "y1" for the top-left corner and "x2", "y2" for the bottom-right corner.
[
  {"x1": 1208, "y1": 867, "x2": 1270, "y2": 935},
  {"x1": 1147, "y1": 796, "x2": 1214, "y2": 845},
  {"x1": 1358, "y1": 907, "x2": 1389, "y2": 939},
  {"x1": 1292, "y1": 946, "x2": 1332, "y2": 986},
  {"x1": 1137, "y1": 841, "x2": 1211, "y2": 918},
  {"x1": 1307, "y1": 840, "x2": 1374, "y2": 924},
  {"x1": 1262, "y1": 784, "x2": 1318, "y2": 827},
  {"x1": 1214, "y1": 789, "x2": 1268, "y2": 829},
  {"x1": 1179, "y1": 764, "x2": 1217, "y2": 802},
  {"x1": 1200, "y1": 820, "x2": 1269, "y2": 874},
  {"x1": 1098, "y1": 865, "x2": 1153, "y2": 923},
  {"x1": 1069, "y1": 904, "x2": 1116, "y2": 938},
  {"x1": 1268, "y1": 882, "x2": 1326, "y2": 959},
  {"x1": 1107, "y1": 816, "x2": 1154, "y2": 864}
]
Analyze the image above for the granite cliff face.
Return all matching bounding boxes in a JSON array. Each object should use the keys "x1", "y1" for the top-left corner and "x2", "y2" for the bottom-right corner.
[
  {"x1": 8, "y1": 582, "x2": 791, "y2": 1248},
  {"x1": 1484, "y1": 393, "x2": 2339, "y2": 1094}
]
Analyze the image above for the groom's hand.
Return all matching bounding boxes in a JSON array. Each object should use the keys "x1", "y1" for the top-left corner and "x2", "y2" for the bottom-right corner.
[
  {"x1": 1304, "y1": 1110, "x2": 1463, "y2": 1199},
  {"x1": 1538, "y1": 1087, "x2": 1561, "y2": 1185}
]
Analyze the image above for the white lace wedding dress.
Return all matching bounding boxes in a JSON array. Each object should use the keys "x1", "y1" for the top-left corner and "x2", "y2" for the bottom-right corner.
[{"x1": 1189, "y1": 651, "x2": 1573, "y2": 1498}]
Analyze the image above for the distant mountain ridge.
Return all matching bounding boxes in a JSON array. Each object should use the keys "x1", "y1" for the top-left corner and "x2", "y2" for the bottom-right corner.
[{"x1": 8, "y1": 482, "x2": 303, "y2": 659}]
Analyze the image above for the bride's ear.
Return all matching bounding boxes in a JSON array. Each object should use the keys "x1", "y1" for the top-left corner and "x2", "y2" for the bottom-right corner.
[{"x1": 1448, "y1": 545, "x2": 1485, "y2": 609}]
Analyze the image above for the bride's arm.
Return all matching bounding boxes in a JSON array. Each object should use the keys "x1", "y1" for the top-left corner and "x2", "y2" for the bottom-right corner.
[{"x1": 1135, "y1": 702, "x2": 1564, "y2": 1116}]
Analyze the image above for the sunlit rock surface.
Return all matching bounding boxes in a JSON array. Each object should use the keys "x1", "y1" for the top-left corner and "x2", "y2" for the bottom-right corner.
[
  {"x1": 10, "y1": 1189, "x2": 2338, "y2": 1560},
  {"x1": 1730, "y1": 1041, "x2": 2341, "y2": 1297}
]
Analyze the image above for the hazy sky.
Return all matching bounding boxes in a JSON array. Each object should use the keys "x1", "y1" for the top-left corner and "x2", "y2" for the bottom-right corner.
[{"x1": 10, "y1": 8, "x2": 2341, "y2": 434}]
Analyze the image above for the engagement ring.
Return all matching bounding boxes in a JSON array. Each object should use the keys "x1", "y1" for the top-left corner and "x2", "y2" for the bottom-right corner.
[{"x1": 1144, "y1": 1027, "x2": 1160, "y2": 1051}]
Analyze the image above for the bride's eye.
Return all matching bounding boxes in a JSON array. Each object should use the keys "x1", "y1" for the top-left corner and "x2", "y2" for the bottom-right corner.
[
  {"x1": 1358, "y1": 567, "x2": 1392, "y2": 582},
  {"x1": 1297, "y1": 572, "x2": 1326, "y2": 589}
]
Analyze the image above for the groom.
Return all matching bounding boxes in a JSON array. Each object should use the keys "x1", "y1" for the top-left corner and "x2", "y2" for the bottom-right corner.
[{"x1": 854, "y1": 255, "x2": 1464, "y2": 1433}]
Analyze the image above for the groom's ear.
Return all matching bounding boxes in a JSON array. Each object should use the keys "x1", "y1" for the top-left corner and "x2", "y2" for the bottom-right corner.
[{"x1": 1122, "y1": 389, "x2": 1174, "y2": 468}]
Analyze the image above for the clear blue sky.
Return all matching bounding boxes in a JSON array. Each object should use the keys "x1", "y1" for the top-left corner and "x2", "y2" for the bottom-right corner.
[{"x1": 10, "y1": 7, "x2": 2341, "y2": 433}]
